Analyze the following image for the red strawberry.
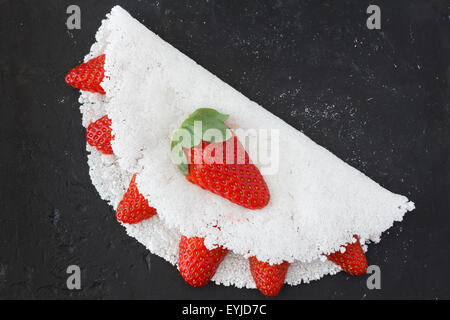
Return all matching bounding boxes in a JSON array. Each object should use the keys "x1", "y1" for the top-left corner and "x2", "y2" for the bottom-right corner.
[
  {"x1": 171, "y1": 108, "x2": 270, "y2": 210},
  {"x1": 326, "y1": 235, "x2": 368, "y2": 276},
  {"x1": 116, "y1": 174, "x2": 157, "y2": 224},
  {"x1": 249, "y1": 256, "x2": 289, "y2": 297},
  {"x1": 65, "y1": 54, "x2": 106, "y2": 94},
  {"x1": 178, "y1": 236, "x2": 228, "y2": 288},
  {"x1": 86, "y1": 115, "x2": 114, "y2": 155}
]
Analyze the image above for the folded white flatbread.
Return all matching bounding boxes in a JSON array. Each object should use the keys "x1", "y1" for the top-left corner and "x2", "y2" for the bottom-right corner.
[{"x1": 79, "y1": 6, "x2": 414, "y2": 288}]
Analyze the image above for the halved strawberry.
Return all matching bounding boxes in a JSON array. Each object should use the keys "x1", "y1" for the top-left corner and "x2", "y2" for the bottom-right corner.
[
  {"x1": 116, "y1": 174, "x2": 157, "y2": 224},
  {"x1": 249, "y1": 256, "x2": 290, "y2": 297},
  {"x1": 171, "y1": 108, "x2": 270, "y2": 210},
  {"x1": 65, "y1": 54, "x2": 106, "y2": 94},
  {"x1": 326, "y1": 235, "x2": 368, "y2": 276},
  {"x1": 86, "y1": 115, "x2": 114, "y2": 155},
  {"x1": 178, "y1": 236, "x2": 228, "y2": 288}
]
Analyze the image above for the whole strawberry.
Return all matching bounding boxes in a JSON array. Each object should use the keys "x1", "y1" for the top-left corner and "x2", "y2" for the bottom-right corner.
[
  {"x1": 249, "y1": 256, "x2": 289, "y2": 297},
  {"x1": 171, "y1": 108, "x2": 270, "y2": 209},
  {"x1": 65, "y1": 54, "x2": 106, "y2": 94},
  {"x1": 326, "y1": 235, "x2": 368, "y2": 276},
  {"x1": 116, "y1": 174, "x2": 157, "y2": 224},
  {"x1": 178, "y1": 236, "x2": 228, "y2": 288},
  {"x1": 86, "y1": 115, "x2": 114, "y2": 155}
]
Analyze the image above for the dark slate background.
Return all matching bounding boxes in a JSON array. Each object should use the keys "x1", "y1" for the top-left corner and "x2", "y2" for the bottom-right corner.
[{"x1": 0, "y1": 0, "x2": 449, "y2": 300}]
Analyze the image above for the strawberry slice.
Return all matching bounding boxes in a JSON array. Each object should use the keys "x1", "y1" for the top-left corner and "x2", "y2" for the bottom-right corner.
[
  {"x1": 65, "y1": 54, "x2": 106, "y2": 94},
  {"x1": 178, "y1": 236, "x2": 228, "y2": 288},
  {"x1": 171, "y1": 108, "x2": 270, "y2": 210},
  {"x1": 249, "y1": 256, "x2": 290, "y2": 297},
  {"x1": 86, "y1": 115, "x2": 114, "y2": 155},
  {"x1": 116, "y1": 174, "x2": 157, "y2": 224},
  {"x1": 326, "y1": 235, "x2": 368, "y2": 276}
]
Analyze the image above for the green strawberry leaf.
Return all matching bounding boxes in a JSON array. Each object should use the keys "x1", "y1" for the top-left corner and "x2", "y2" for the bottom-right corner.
[
  {"x1": 170, "y1": 108, "x2": 232, "y2": 175},
  {"x1": 189, "y1": 108, "x2": 229, "y2": 122}
]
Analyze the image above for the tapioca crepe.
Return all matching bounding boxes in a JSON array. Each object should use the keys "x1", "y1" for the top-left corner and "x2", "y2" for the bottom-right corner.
[{"x1": 78, "y1": 6, "x2": 414, "y2": 288}]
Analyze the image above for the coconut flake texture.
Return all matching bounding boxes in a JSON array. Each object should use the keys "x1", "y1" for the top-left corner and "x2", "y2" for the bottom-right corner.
[{"x1": 80, "y1": 6, "x2": 414, "y2": 288}]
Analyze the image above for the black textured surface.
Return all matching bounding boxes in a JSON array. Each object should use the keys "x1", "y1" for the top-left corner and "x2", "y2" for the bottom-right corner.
[{"x1": 1, "y1": 0, "x2": 449, "y2": 299}]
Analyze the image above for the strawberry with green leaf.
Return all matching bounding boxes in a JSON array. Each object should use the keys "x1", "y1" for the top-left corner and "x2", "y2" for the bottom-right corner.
[{"x1": 171, "y1": 108, "x2": 270, "y2": 210}]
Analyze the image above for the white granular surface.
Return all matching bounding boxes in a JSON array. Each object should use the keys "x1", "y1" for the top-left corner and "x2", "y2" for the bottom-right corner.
[{"x1": 79, "y1": 6, "x2": 414, "y2": 288}]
